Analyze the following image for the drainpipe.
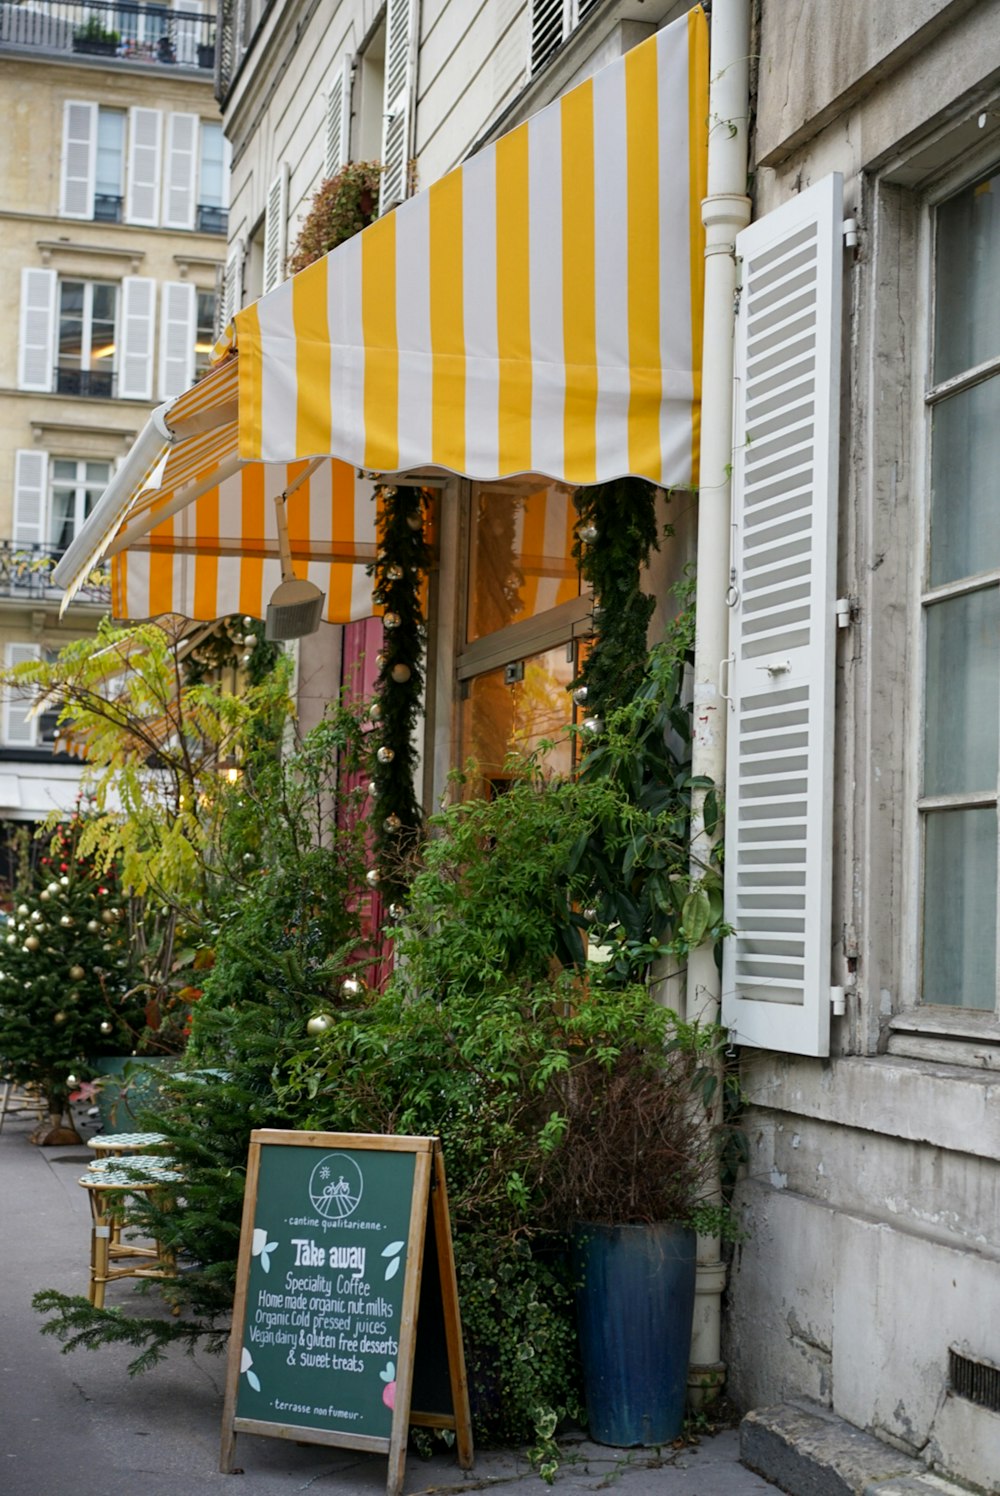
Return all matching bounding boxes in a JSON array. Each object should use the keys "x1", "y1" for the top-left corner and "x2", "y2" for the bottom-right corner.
[{"x1": 685, "y1": 0, "x2": 751, "y2": 1411}]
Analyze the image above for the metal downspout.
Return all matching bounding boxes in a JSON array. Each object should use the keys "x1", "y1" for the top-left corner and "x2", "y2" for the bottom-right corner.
[{"x1": 685, "y1": 0, "x2": 751, "y2": 1410}]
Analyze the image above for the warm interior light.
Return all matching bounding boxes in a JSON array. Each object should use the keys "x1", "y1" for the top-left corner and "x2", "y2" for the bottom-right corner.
[{"x1": 91, "y1": 344, "x2": 117, "y2": 360}]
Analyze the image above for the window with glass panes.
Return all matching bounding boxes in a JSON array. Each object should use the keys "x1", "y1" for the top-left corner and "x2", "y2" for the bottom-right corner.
[
  {"x1": 194, "y1": 289, "x2": 217, "y2": 377},
  {"x1": 56, "y1": 280, "x2": 117, "y2": 397},
  {"x1": 921, "y1": 169, "x2": 1000, "y2": 1009},
  {"x1": 49, "y1": 460, "x2": 110, "y2": 554},
  {"x1": 197, "y1": 122, "x2": 227, "y2": 234},
  {"x1": 94, "y1": 109, "x2": 125, "y2": 222}
]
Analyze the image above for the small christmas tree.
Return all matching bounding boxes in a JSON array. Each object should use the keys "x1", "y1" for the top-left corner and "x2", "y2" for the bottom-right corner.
[{"x1": 0, "y1": 818, "x2": 140, "y2": 1142}]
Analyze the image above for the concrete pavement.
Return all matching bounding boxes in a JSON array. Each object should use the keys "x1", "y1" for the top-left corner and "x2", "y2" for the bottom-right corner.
[{"x1": 0, "y1": 1100, "x2": 778, "y2": 1496}]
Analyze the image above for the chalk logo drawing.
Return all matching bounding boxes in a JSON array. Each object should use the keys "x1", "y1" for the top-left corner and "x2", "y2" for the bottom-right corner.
[{"x1": 308, "y1": 1152, "x2": 364, "y2": 1220}]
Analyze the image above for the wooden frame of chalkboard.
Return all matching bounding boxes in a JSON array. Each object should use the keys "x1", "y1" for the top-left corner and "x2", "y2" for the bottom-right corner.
[{"x1": 219, "y1": 1130, "x2": 474, "y2": 1495}]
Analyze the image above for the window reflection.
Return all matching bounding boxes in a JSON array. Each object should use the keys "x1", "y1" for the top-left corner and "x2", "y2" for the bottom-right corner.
[
  {"x1": 460, "y1": 644, "x2": 576, "y2": 793},
  {"x1": 467, "y1": 484, "x2": 580, "y2": 642}
]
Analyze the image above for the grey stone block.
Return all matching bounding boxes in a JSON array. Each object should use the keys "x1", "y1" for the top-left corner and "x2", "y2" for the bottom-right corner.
[{"x1": 741, "y1": 1402, "x2": 923, "y2": 1496}]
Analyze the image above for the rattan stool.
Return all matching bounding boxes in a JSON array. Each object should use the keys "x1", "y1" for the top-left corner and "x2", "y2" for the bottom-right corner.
[{"x1": 78, "y1": 1157, "x2": 180, "y2": 1309}]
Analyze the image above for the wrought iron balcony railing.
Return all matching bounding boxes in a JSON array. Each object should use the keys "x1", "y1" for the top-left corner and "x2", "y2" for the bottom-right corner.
[
  {"x1": 55, "y1": 367, "x2": 116, "y2": 398},
  {"x1": 0, "y1": 0, "x2": 216, "y2": 71},
  {"x1": 0, "y1": 542, "x2": 110, "y2": 605}
]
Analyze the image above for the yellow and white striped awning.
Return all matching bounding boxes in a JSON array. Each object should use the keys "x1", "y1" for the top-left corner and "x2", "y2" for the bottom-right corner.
[{"x1": 54, "y1": 6, "x2": 707, "y2": 622}]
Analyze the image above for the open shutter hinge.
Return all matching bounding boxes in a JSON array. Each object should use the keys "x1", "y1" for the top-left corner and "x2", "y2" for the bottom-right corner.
[
  {"x1": 835, "y1": 595, "x2": 859, "y2": 628},
  {"x1": 843, "y1": 218, "x2": 859, "y2": 249},
  {"x1": 830, "y1": 985, "x2": 853, "y2": 1016}
]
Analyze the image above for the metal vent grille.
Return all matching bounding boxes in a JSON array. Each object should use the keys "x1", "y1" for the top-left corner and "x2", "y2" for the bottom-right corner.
[{"x1": 949, "y1": 1348, "x2": 1000, "y2": 1413}]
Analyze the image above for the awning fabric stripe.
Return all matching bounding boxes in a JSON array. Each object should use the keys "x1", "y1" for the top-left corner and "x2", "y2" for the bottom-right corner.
[
  {"x1": 236, "y1": 6, "x2": 707, "y2": 487},
  {"x1": 54, "y1": 5, "x2": 707, "y2": 623}
]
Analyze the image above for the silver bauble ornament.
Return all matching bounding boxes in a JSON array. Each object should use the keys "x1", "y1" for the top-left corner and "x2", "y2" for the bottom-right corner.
[
  {"x1": 47, "y1": 882, "x2": 60, "y2": 896},
  {"x1": 30, "y1": 909, "x2": 42, "y2": 922},
  {"x1": 242, "y1": 853, "x2": 254, "y2": 865},
  {"x1": 69, "y1": 964, "x2": 85, "y2": 981},
  {"x1": 583, "y1": 906, "x2": 599, "y2": 921},
  {"x1": 375, "y1": 651, "x2": 387, "y2": 669},
  {"x1": 388, "y1": 902, "x2": 405, "y2": 921},
  {"x1": 60, "y1": 915, "x2": 74, "y2": 927},
  {"x1": 5, "y1": 934, "x2": 16, "y2": 947},
  {"x1": 578, "y1": 523, "x2": 598, "y2": 544},
  {"x1": 59, "y1": 877, "x2": 69, "y2": 888},
  {"x1": 17, "y1": 904, "x2": 28, "y2": 917},
  {"x1": 382, "y1": 612, "x2": 401, "y2": 630},
  {"x1": 66, "y1": 1074, "x2": 78, "y2": 1088},
  {"x1": 405, "y1": 513, "x2": 423, "y2": 531},
  {"x1": 376, "y1": 745, "x2": 395, "y2": 764},
  {"x1": 24, "y1": 935, "x2": 40, "y2": 951},
  {"x1": 582, "y1": 716, "x2": 604, "y2": 735},
  {"x1": 100, "y1": 1020, "x2": 113, "y2": 1034},
  {"x1": 390, "y1": 663, "x2": 411, "y2": 683},
  {"x1": 87, "y1": 920, "x2": 100, "y2": 933},
  {"x1": 306, "y1": 1014, "x2": 333, "y2": 1036},
  {"x1": 386, "y1": 564, "x2": 404, "y2": 582},
  {"x1": 383, "y1": 813, "x2": 402, "y2": 833},
  {"x1": 369, "y1": 701, "x2": 382, "y2": 721},
  {"x1": 573, "y1": 685, "x2": 589, "y2": 705},
  {"x1": 365, "y1": 868, "x2": 380, "y2": 887},
  {"x1": 341, "y1": 977, "x2": 363, "y2": 998},
  {"x1": 243, "y1": 615, "x2": 254, "y2": 629},
  {"x1": 367, "y1": 780, "x2": 378, "y2": 797}
]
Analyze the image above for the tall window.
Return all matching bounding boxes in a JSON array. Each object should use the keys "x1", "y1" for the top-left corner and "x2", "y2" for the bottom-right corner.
[
  {"x1": 197, "y1": 121, "x2": 228, "y2": 234},
  {"x1": 921, "y1": 169, "x2": 1000, "y2": 1009},
  {"x1": 49, "y1": 460, "x2": 110, "y2": 554},
  {"x1": 194, "y1": 289, "x2": 217, "y2": 376},
  {"x1": 56, "y1": 280, "x2": 117, "y2": 397},
  {"x1": 94, "y1": 109, "x2": 125, "y2": 222}
]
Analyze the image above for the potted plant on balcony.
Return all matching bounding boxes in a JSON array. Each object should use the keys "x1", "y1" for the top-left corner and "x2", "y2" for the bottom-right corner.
[{"x1": 72, "y1": 17, "x2": 120, "y2": 55}]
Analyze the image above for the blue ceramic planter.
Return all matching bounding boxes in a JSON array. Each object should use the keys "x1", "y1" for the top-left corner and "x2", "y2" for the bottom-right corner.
[{"x1": 572, "y1": 1220, "x2": 696, "y2": 1446}]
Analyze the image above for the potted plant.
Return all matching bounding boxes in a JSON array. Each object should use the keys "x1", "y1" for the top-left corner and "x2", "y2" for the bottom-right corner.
[
  {"x1": 72, "y1": 17, "x2": 120, "y2": 55},
  {"x1": 539, "y1": 987, "x2": 729, "y2": 1447}
]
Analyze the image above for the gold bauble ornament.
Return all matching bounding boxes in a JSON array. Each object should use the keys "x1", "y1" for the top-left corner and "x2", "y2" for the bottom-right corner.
[
  {"x1": 69, "y1": 964, "x2": 85, "y2": 981},
  {"x1": 306, "y1": 1014, "x2": 333, "y2": 1036},
  {"x1": 17, "y1": 904, "x2": 28, "y2": 917},
  {"x1": 341, "y1": 977, "x2": 363, "y2": 998},
  {"x1": 53, "y1": 1011, "x2": 67, "y2": 1025},
  {"x1": 100, "y1": 910, "x2": 115, "y2": 925},
  {"x1": 39, "y1": 890, "x2": 50, "y2": 902},
  {"x1": 24, "y1": 935, "x2": 40, "y2": 951},
  {"x1": 46, "y1": 882, "x2": 60, "y2": 896},
  {"x1": 60, "y1": 915, "x2": 74, "y2": 928},
  {"x1": 382, "y1": 612, "x2": 401, "y2": 630},
  {"x1": 87, "y1": 920, "x2": 100, "y2": 933},
  {"x1": 386, "y1": 564, "x2": 404, "y2": 582},
  {"x1": 100, "y1": 1020, "x2": 113, "y2": 1034},
  {"x1": 30, "y1": 909, "x2": 42, "y2": 922},
  {"x1": 390, "y1": 663, "x2": 411, "y2": 683},
  {"x1": 5, "y1": 934, "x2": 16, "y2": 947}
]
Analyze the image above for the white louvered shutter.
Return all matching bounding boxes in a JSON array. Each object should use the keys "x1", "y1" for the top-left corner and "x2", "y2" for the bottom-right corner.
[
  {"x1": 218, "y1": 237, "x2": 245, "y2": 333},
  {"x1": 721, "y1": 172, "x2": 844, "y2": 1059},
  {"x1": 380, "y1": 0, "x2": 416, "y2": 211},
  {"x1": 60, "y1": 100, "x2": 97, "y2": 218},
  {"x1": 162, "y1": 113, "x2": 199, "y2": 230},
  {"x1": 12, "y1": 451, "x2": 48, "y2": 548},
  {"x1": 126, "y1": 107, "x2": 163, "y2": 226},
  {"x1": 325, "y1": 54, "x2": 354, "y2": 177},
  {"x1": 262, "y1": 166, "x2": 289, "y2": 293},
  {"x1": 159, "y1": 281, "x2": 196, "y2": 398},
  {"x1": 530, "y1": 0, "x2": 565, "y2": 76},
  {"x1": 18, "y1": 269, "x2": 57, "y2": 392},
  {"x1": 174, "y1": 0, "x2": 201, "y2": 66},
  {"x1": 119, "y1": 276, "x2": 157, "y2": 399},
  {"x1": 5, "y1": 643, "x2": 41, "y2": 748}
]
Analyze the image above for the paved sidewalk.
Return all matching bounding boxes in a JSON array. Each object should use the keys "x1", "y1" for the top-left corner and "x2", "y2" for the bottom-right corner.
[{"x1": 0, "y1": 1104, "x2": 777, "y2": 1495}]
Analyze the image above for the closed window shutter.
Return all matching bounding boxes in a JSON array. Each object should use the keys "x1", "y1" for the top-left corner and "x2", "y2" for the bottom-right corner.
[
  {"x1": 262, "y1": 165, "x2": 289, "y2": 294},
  {"x1": 159, "y1": 281, "x2": 196, "y2": 398},
  {"x1": 380, "y1": 0, "x2": 416, "y2": 212},
  {"x1": 218, "y1": 237, "x2": 245, "y2": 334},
  {"x1": 126, "y1": 107, "x2": 163, "y2": 226},
  {"x1": 162, "y1": 112, "x2": 199, "y2": 230},
  {"x1": 721, "y1": 172, "x2": 844, "y2": 1059},
  {"x1": 5, "y1": 643, "x2": 41, "y2": 747},
  {"x1": 17, "y1": 268, "x2": 57, "y2": 392},
  {"x1": 12, "y1": 450, "x2": 48, "y2": 548},
  {"x1": 60, "y1": 100, "x2": 97, "y2": 218},
  {"x1": 119, "y1": 276, "x2": 157, "y2": 400},
  {"x1": 325, "y1": 54, "x2": 353, "y2": 177}
]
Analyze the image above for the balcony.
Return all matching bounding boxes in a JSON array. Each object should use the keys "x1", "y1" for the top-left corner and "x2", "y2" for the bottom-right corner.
[
  {"x1": 196, "y1": 202, "x2": 228, "y2": 235},
  {"x1": 0, "y1": 542, "x2": 109, "y2": 606},
  {"x1": 55, "y1": 367, "x2": 116, "y2": 398},
  {"x1": 0, "y1": 1, "x2": 217, "y2": 72}
]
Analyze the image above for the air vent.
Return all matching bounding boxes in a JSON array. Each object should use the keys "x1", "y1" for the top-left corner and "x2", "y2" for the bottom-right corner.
[{"x1": 949, "y1": 1347, "x2": 1000, "y2": 1413}]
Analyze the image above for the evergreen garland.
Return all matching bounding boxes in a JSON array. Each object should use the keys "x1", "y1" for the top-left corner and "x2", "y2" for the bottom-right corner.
[
  {"x1": 571, "y1": 477, "x2": 660, "y2": 726},
  {"x1": 367, "y1": 484, "x2": 432, "y2": 910}
]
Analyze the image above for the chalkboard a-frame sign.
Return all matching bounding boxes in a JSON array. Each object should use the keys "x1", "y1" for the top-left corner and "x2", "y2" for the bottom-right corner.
[{"x1": 220, "y1": 1131, "x2": 474, "y2": 1495}]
